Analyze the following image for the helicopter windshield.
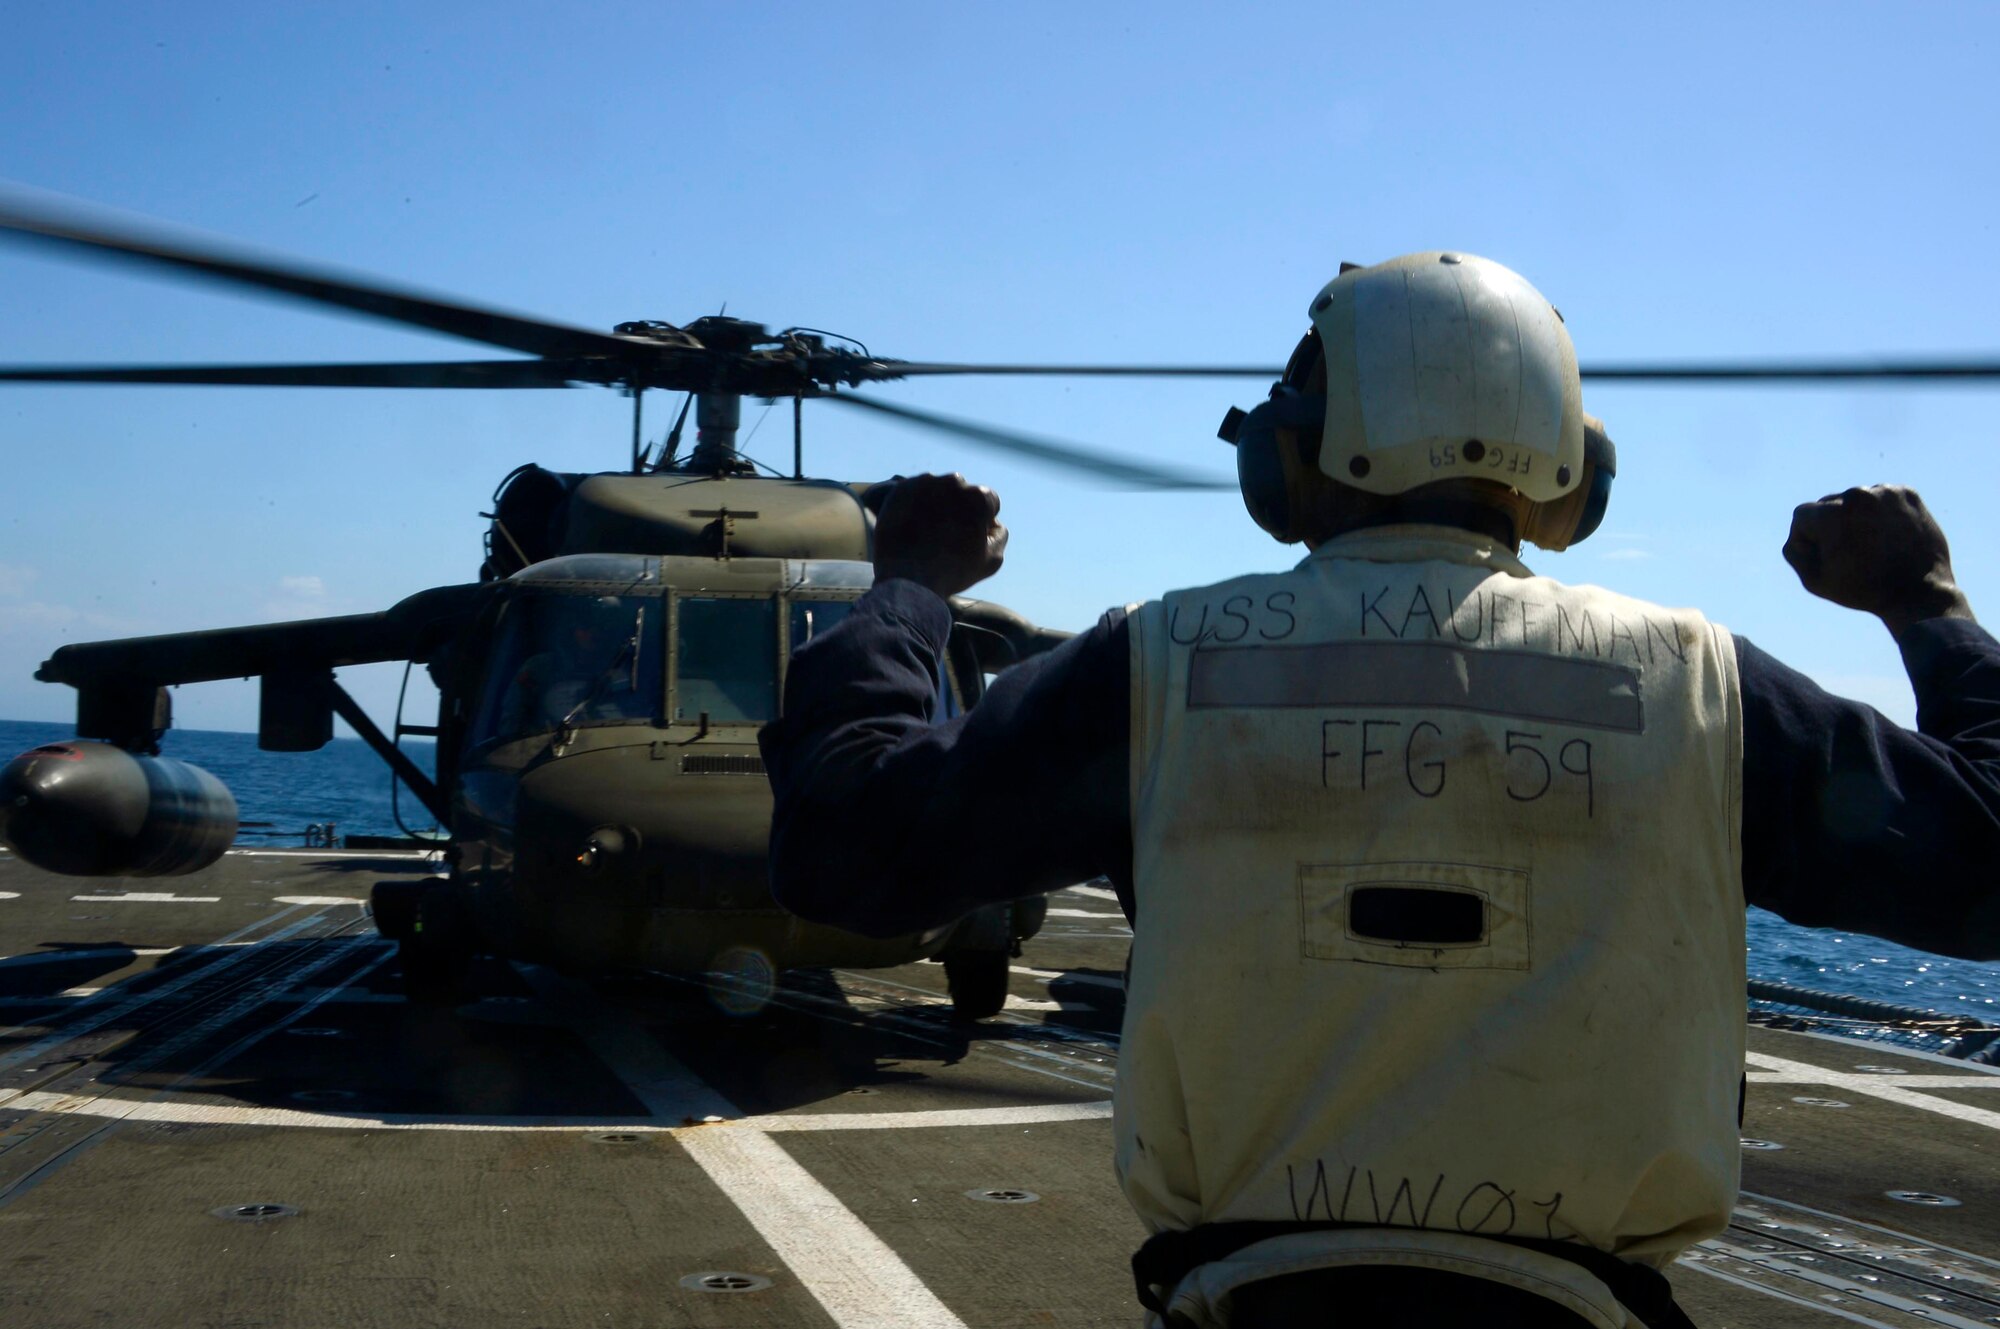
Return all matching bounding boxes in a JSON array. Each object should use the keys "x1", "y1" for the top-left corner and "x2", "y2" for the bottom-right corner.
[
  {"x1": 472, "y1": 594, "x2": 662, "y2": 744},
  {"x1": 788, "y1": 598, "x2": 854, "y2": 650},
  {"x1": 675, "y1": 597, "x2": 778, "y2": 725}
]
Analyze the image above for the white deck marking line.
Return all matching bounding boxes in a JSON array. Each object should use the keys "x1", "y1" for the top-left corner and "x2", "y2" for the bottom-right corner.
[
  {"x1": 67, "y1": 892, "x2": 220, "y2": 903},
  {"x1": 1748, "y1": 1071, "x2": 2000, "y2": 1089},
  {"x1": 271, "y1": 895, "x2": 367, "y2": 906},
  {"x1": 677, "y1": 1127, "x2": 972, "y2": 1329},
  {"x1": 1010, "y1": 965, "x2": 1123, "y2": 991},
  {"x1": 515, "y1": 966, "x2": 969, "y2": 1329},
  {"x1": 755, "y1": 1100, "x2": 1111, "y2": 1132},
  {"x1": 0, "y1": 986, "x2": 104, "y2": 1006},
  {"x1": 1746, "y1": 1050, "x2": 2000, "y2": 1130},
  {"x1": 0, "y1": 1093, "x2": 1113, "y2": 1133},
  {"x1": 842, "y1": 969, "x2": 1124, "y2": 1053},
  {"x1": 842, "y1": 991, "x2": 1072, "y2": 1015},
  {"x1": 0, "y1": 946, "x2": 174, "y2": 970},
  {"x1": 1064, "y1": 884, "x2": 1120, "y2": 903},
  {"x1": 0, "y1": 892, "x2": 18, "y2": 900}
]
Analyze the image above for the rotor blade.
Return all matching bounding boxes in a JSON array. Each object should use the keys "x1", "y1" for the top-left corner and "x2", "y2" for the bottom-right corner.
[
  {"x1": 881, "y1": 358, "x2": 2000, "y2": 383},
  {"x1": 1580, "y1": 358, "x2": 2000, "y2": 382},
  {"x1": 0, "y1": 191, "x2": 639, "y2": 360},
  {"x1": 0, "y1": 359, "x2": 597, "y2": 388},
  {"x1": 822, "y1": 391, "x2": 1233, "y2": 491},
  {"x1": 871, "y1": 361, "x2": 1286, "y2": 379}
]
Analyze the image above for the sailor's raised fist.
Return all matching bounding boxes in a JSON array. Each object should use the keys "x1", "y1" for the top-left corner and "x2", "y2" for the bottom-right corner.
[
  {"x1": 1783, "y1": 485, "x2": 1973, "y2": 635},
  {"x1": 871, "y1": 473, "x2": 1008, "y2": 599}
]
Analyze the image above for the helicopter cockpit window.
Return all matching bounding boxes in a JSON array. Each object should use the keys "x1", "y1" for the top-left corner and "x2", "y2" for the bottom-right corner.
[
  {"x1": 473, "y1": 594, "x2": 663, "y2": 744},
  {"x1": 788, "y1": 599, "x2": 855, "y2": 652},
  {"x1": 675, "y1": 597, "x2": 778, "y2": 725}
]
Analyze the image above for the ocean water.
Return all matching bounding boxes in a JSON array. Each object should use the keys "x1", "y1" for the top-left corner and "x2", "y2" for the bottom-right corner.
[{"x1": 4, "y1": 717, "x2": 1996, "y2": 1029}]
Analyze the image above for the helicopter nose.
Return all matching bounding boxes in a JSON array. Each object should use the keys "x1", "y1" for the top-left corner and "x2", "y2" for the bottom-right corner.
[{"x1": 512, "y1": 748, "x2": 770, "y2": 907}]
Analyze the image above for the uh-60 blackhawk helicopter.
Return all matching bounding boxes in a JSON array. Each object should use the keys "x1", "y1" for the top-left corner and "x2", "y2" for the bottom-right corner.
[
  {"x1": 2, "y1": 195, "x2": 1997, "y2": 1018},
  {"x1": 0, "y1": 191, "x2": 1262, "y2": 1018}
]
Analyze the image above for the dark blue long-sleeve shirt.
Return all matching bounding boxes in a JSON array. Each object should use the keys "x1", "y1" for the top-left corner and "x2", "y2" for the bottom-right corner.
[{"x1": 761, "y1": 580, "x2": 2000, "y2": 958}]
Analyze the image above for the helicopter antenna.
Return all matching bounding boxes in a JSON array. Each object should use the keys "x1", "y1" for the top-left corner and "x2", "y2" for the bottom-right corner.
[{"x1": 656, "y1": 392, "x2": 694, "y2": 470}]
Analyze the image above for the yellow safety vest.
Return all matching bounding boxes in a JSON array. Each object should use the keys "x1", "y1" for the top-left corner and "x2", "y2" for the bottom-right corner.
[{"x1": 1120, "y1": 525, "x2": 1744, "y2": 1300}]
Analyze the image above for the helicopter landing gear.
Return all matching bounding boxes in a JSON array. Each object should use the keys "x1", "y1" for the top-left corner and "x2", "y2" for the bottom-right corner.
[
  {"x1": 398, "y1": 935, "x2": 473, "y2": 1005},
  {"x1": 939, "y1": 896, "x2": 1045, "y2": 1021},
  {"x1": 372, "y1": 878, "x2": 476, "y2": 1006},
  {"x1": 943, "y1": 948, "x2": 1010, "y2": 1021}
]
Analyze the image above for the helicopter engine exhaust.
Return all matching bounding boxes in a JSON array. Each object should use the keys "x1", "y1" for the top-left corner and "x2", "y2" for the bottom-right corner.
[{"x1": 0, "y1": 741, "x2": 238, "y2": 877}]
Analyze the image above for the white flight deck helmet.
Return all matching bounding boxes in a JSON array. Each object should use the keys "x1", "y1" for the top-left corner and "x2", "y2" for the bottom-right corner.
[{"x1": 1308, "y1": 251, "x2": 1585, "y2": 507}]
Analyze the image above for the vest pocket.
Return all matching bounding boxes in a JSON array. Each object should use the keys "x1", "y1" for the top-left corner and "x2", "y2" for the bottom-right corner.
[{"x1": 1298, "y1": 861, "x2": 1531, "y2": 970}]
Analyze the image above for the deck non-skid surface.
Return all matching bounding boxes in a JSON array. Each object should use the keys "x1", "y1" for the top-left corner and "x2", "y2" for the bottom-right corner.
[{"x1": 3, "y1": 851, "x2": 2000, "y2": 1327}]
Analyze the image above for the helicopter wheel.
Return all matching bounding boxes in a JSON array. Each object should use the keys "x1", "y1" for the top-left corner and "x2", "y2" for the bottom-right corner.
[
  {"x1": 398, "y1": 937, "x2": 473, "y2": 1006},
  {"x1": 943, "y1": 949, "x2": 1010, "y2": 1022}
]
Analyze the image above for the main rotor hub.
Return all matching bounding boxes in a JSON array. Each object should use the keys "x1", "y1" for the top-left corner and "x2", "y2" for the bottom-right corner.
[{"x1": 682, "y1": 316, "x2": 772, "y2": 353}]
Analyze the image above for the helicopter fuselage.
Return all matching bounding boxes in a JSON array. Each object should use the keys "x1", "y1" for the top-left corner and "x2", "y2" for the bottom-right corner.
[{"x1": 437, "y1": 550, "x2": 973, "y2": 977}]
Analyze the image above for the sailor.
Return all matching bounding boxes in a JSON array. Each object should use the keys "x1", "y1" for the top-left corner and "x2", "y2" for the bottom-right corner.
[{"x1": 759, "y1": 252, "x2": 2000, "y2": 1327}]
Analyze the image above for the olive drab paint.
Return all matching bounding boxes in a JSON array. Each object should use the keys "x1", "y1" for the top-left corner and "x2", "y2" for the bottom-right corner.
[{"x1": 1119, "y1": 523, "x2": 1745, "y2": 1298}]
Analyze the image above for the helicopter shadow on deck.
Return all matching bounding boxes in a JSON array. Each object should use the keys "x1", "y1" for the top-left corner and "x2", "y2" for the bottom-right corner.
[
  {"x1": 1036, "y1": 967, "x2": 1126, "y2": 1041},
  {"x1": 622, "y1": 966, "x2": 961, "y2": 1115},
  {"x1": 0, "y1": 940, "x2": 153, "y2": 1001},
  {"x1": 3, "y1": 943, "x2": 993, "y2": 1123},
  {"x1": 295, "y1": 856, "x2": 448, "y2": 876},
  {"x1": 0, "y1": 941, "x2": 645, "y2": 1122},
  {"x1": 3, "y1": 928, "x2": 1130, "y2": 1124}
]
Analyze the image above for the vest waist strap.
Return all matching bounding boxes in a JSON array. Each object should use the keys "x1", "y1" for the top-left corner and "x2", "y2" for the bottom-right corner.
[{"x1": 1132, "y1": 1222, "x2": 1695, "y2": 1328}]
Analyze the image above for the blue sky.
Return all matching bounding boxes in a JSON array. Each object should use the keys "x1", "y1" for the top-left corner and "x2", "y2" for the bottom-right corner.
[{"x1": 1, "y1": 2, "x2": 1995, "y2": 733}]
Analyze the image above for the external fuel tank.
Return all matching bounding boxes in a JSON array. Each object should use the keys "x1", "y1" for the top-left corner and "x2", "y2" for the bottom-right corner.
[{"x1": 0, "y1": 741, "x2": 237, "y2": 876}]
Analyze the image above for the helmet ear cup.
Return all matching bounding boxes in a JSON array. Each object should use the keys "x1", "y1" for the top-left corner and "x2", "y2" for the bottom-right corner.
[
  {"x1": 1228, "y1": 330, "x2": 1329, "y2": 544},
  {"x1": 1524, "y1": 417, "x2": 1617, "y2": 551},
  {"x1": 1236, "y1": 416, "x2": 1316, "y2": 543}
]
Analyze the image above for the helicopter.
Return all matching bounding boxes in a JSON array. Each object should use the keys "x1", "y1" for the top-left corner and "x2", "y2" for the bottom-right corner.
[
  {"x1": 2, "y1": 194, "x2": 1998, "y2": 1019},
  {"x1": 0, "y1": 192, "x2": 1258, "y2": 1019}
]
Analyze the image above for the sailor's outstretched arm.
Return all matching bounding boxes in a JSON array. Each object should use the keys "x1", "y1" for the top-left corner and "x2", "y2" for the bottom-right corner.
[
  {"x1": 1740, "y1": 486, "x2": 2000, "y2": 957},
  {"x1": 760, "y1": 475, "x2": 1132, "y2": 939}
]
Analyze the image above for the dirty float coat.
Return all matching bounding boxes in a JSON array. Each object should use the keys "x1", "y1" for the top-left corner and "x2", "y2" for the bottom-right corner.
[
  {"x1": 1121, "y1": 527, "x2": 1741, "y2": 1321},
  {"x1": 760, "y1": 524, "x2": 2000, "y2": 1324}
]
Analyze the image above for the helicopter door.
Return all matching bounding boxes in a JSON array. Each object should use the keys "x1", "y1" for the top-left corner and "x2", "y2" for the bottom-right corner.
[{"x1": 671, "y1": 596, "x2": 779, "y2": 726}]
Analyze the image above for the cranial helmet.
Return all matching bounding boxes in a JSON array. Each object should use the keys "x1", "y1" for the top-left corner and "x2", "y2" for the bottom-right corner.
[{"x1": 1222, "y1": 252, "x2": 1612, "y2": 550}]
